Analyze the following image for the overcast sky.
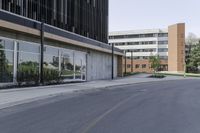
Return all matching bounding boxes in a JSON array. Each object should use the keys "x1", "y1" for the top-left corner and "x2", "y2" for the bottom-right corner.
[{"x1": 109, "y1": 0, "x2": 200, "y2": 37}]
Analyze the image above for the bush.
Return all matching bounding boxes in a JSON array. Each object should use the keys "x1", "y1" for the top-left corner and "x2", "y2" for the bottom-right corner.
[
  {"x1": 149, "y1": 73, "x2": 165, "y2": 78},
  {"x1": 17, "y1": 69, "x2": 39, "y2": 86},
  {"x1": 43, "y1": 68, "x2": 64, "y2": 84},
  {"x1": 124, "y1": 72, "x2": 139, "y2": 76}
]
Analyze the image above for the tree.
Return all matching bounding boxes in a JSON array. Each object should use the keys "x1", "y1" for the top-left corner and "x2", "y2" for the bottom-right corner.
[
  {"x1": 0, "y1": 45, "x2": 9, "y2": 82},
  {"x1": 149, "y1": 55, "x2": 161, "y2": 74},
  {"x1": 187, "y1": 42, "x2": 200, "y2": 73},
  {"x1": 186, "y1": 33, "x2": 198, "y2": 65},
  {"x1": 186, "y1": 32, "x2": 198, "y2": 46}
]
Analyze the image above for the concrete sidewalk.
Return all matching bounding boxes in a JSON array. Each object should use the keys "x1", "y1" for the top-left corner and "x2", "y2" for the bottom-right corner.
[{"x1": 0, "y1": 74, "x2": 198, "y2": 110}]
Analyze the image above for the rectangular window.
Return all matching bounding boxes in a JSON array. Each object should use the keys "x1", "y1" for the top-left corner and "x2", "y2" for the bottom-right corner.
[
  {"x1": 158, "y1": 41, "x2": 168, "y2": 45},
  {"x1": 0, "y1": 39, "x2": 14, "y2": 50},
  {"x1": 135, "y1": 64, "x2": 140, "y2": 68},
  {"x1": 159, "y1": 56, "x2": 168, "y2": 60},
  {"x1": 74, "y1": 52, "x2": 86, "y2": 80},
  {"x1": 127, "y1": 64, "x2": 131, "y2": 68},
  {"x1": 142, "y1": 64, "x2": 146, "y2": 68},
  {"x1": 158, "y1": 33, "x2": 168, "y2": 37},
  {"x1": 158, "y1": 48, "x2": 168, "y2": 52},
  {"x1": 60, "y1": 50, "x2": 74, "y2": 79},
  {"x1": 0, "y1": 49, "x2": 14, "y2": 83},
  {"x1": 17, "y1": 51, "x2": 40, "y2": 83}
]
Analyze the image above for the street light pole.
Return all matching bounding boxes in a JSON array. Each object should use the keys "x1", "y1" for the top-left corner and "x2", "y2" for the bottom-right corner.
[
  {"x1": 112, "y1": 43, "x2": 114, "y2": 80},
  {"x1": 124, "y1": 50, "x2": 127, "y2": 74}
]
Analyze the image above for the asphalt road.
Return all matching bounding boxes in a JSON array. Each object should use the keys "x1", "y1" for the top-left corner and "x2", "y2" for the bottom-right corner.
[{"x1": 0, "y1": 79, "x2": 200, "y2": 133}]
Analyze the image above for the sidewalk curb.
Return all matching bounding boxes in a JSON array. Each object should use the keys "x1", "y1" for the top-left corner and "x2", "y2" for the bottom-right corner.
[
  {"x1": 0, "y1": 88, "x2": 88, "y2": 110},
  {"x1": 0, "y1": 78, "x2": 197, "y2": 110}
]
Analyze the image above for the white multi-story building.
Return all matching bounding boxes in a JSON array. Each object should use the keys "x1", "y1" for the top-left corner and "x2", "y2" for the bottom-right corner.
[
  {"x1": 109, "y1": 23, "x2": 185, "y2": 73},
  {"x1": 109, "y1": 29, "x2": 168, "y2": 60}
]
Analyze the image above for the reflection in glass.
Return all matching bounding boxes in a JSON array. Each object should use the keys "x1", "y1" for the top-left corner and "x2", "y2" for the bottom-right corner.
[
  {"x1": 75, "y1": 58, "x2": 82, "y2": 79},
  {"x1": 74, "y1": 53, "x2": 86, "y2": 80},
  {"x1": 0, "y1": 38, "x2": 88, "y2": 83},
  {"x1": 44, "y1": 46, "x2": 60, "y2": 82},
  {"x1": 0, "y1": 50, "x2": 14, "y2": 83},
  {"x1": 44, "y1": 46, "x2": 59, "y2": 55},
  {"x1": 44, "y1": 55, "x2": 59, "y2": 70},
  {"x1": 61, "y1": 52, "x2": 74, "y2": 79},
  {"x1": 18, "y1": 41, "x2": 40, "y2": 53},
  {"x1": 17, "y1": 52, "x2": 40, "y2": 83},
  {"x1": 0, "y1": 39, "x2": 14, "y2": 50}
]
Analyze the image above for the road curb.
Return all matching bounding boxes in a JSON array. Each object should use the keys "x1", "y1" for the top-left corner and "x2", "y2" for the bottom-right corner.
[{"x1": 0, "y1": 78, "x2": 197, "y2": 110}]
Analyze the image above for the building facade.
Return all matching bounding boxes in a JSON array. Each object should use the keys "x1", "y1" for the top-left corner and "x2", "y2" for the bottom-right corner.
[
  {"x1": 0, "y1": 0, "x2": 124, "y2": 87},
  {"x1": 109, "y1": 23, "x2": 185, "y2": 73},
  {"x1": 0, "y1": 0, "x2": 108, "y2": 43}
]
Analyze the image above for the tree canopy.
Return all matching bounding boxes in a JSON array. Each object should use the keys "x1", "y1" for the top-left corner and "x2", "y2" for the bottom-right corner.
[
  {"x1": 149, "y1": 55, "x2": 161, "y2": 74},
  {"x1": 188, "y1": 42, "x2": 200, "y2": 68}
]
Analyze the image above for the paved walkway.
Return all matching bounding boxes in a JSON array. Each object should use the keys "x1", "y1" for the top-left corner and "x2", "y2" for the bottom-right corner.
[{"x1": 0, "y1": 74, "x2": 198, "y2": 110}]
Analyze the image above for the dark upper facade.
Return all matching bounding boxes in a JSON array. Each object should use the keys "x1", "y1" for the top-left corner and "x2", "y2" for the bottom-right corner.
[{"x1": 0, "y1": 0, "x2": 108, "y2": 43}]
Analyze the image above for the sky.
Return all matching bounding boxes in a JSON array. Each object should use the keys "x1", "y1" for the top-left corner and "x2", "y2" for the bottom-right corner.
[{"x1": 109, "y1": 0, "x2": 200, "y2": 37}]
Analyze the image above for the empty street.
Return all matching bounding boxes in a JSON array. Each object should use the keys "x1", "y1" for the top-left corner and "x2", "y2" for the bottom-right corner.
[{"x1": 0, "y1": 79, "x2": 200, "y2": 133}]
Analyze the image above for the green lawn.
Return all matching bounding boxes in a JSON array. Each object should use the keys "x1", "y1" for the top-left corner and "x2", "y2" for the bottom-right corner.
[{"x1": 160, "y1": 72, "x2": 200, "y2": 78}]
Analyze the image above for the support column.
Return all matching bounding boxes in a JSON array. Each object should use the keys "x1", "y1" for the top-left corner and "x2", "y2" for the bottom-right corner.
[
  {"x1": 73, "y1": 52, "x2": 76, "y2": 80},
  {"x1": 58, "y1": 49, "x2": 62, "y2": 75},
  {"x1": 124, "y1": 50, "x2": 127, "y2": 74},
  {"x1": 131, "y1": 51, "x2": 133, "y2": 72},
  {"x1": 13, "y1": 41, "x2": 18, "y2": 83},
  {"x1": 40, "y1": 22, "x2": 44, "y2": 84}
]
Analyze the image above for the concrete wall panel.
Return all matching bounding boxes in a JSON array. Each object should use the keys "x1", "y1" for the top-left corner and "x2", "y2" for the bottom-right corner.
[{"x1": 86, "y1": 50, "x2": 118, "y2": 81}]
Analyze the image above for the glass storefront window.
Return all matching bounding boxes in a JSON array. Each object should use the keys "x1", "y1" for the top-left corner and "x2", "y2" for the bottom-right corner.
[
  {"x1": 75, "y1": 58, "x2": 82, "y2": 79},
  {"x1": 61, "y1": 51, "x2": 74, "y2": 79},
  {"x1": 17, "y1": 52, "x2": 40, "y2": 83},
  {"x1": 18, "y1": 41, "x2": 40, "y2": 53},
  {"x1": 0, "y1": 50, "x2": 14, "y2": 83},
  {"x1": 17, "y1": 41, "x2": 40, "y2": 83},
  {"x1": 0, "y1": 38, "x2": 14, "y2": 50},
  {"x1": 44, "y1": 46, "x2": 59, "y2": 55},
  {"x1": 74, "y1": 52, "x2": 86, "y2": 80},
  {"x1": 0, "y1": 39, "x2": 3, "y2": 49},
  {"x1": 0, "y1": 36, "x2": 87, "y2": 84},
  {"x1": 44, "y1": 55, "x2": 59, "y2": 70},
  {"x1": 44, "y1": 46, "x2": 60, "y2": 82},
  {"x1": 0, "y1": 38, "x2": 14, "y2": 83}
]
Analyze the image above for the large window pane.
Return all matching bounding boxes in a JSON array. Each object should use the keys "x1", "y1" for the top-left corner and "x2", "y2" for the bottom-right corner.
[
  {"x1": 44, "y1": 46, "x2": 59, "y2": 82},
  {"x1": 61, "y1": 52, "x2": 74, "y2": 80},
  {"x1": 17, "y1": 41, "x2": 40, "y2": 83},
  {"x1": 44, "y1": 46, "x2": 59, "y2": 55},
  {"x1": 0, "y1": 50, "x2": 14, "y2": 83},
  {"x1": 74, "y1": 52, "x2": 86, "y2": 80},
  {"x1": 75, "y1": 58, "x2": 82, "y2": 79},
  {"x1": 0, "y1": 39, "x2": 14, "y2": 50},
  {"x1": 44, "y1": 55, "x2": 59, "y2": 70},
  {"x1": 18, "y1": 41, "x2": 40, "y2": 53},
  {"x1": 17, "y1": 52, "x2": 40, "y2": 83}
]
